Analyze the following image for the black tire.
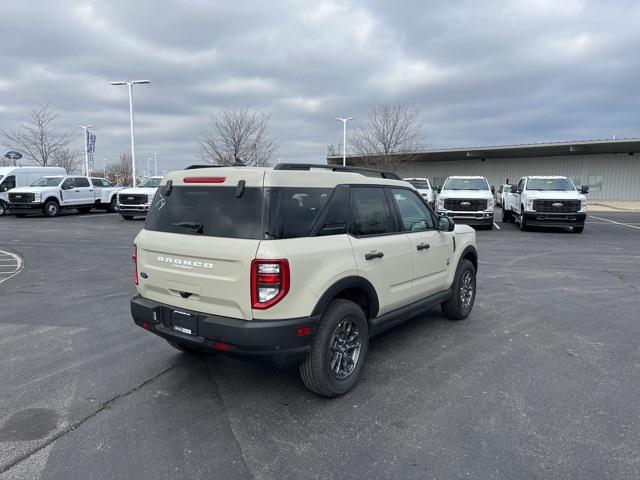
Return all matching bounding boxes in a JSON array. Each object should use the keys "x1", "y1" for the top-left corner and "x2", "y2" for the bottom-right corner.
[
  {"x1": 107, "y1": 197, "x2": 118, "y2": 213},
  {"x1": 43, "y1": 200, "x2": 60, "y2": 217},
  {"x1": 299, "y1": 299, "x2": 369, "y2": 397},
  {"x1": 519, "y1": 207, "x2": 528, "y2": 231},
  {"x1": 166, "y1": 339, "x2": 202, "y2": 355},
  {"x1": 441, "y1": 259, "x2": 476, "y2": 320},
  {"x1": 0, "y1": 201, "x2": 6, "y2": 216},
  {"x1": 121, "y1": 215, "x2": 134, "y2": 221},
  {"x1": 573, "y1": 226, "x2": 584, "y2": 233}
]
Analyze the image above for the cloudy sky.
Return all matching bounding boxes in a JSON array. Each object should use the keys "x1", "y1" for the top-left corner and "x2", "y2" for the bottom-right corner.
[{"x1": 1, "y1": 0, "x2": 639, "y2": 172}]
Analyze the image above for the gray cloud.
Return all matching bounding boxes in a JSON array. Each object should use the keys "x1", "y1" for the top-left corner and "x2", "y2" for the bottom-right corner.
[{"x1": 1, "y1": 0, "x2": 638, "y2": 172}]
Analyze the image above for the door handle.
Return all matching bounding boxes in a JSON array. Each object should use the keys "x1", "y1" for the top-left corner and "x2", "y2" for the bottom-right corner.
[
  {"x1": 416, "y1": 243, "x2": 430, "y2": 251},
  {"x1": 74, "y1": 189, "x2": 80, "y2": 192},
  {"x1": 364, "y1": 251, "x2": 384, "y2": 260}
]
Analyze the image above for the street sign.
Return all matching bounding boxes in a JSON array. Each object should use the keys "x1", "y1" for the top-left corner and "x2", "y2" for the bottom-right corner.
[{"x1": 4, "y1": 151, "x2": 22, "y2": 160}]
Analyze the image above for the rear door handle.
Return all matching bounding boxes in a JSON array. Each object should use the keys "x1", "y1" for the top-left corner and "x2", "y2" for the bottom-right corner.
[
  {"x1": 365, "y1": 251, "x2": 384, "y2": 260},
  {"x1": 416, "y1": 243, "x2": 430, "y2": 251}
]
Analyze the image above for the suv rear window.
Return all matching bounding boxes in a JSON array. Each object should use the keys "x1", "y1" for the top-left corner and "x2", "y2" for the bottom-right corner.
[{"x1": 145, "y1": 186, "x2": 264, "y2": 239}]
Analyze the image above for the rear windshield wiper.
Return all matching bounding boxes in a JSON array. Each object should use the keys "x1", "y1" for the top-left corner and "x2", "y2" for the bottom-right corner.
[{"x1": 172, "y1": 221, "x2": 204, "y2": 234}]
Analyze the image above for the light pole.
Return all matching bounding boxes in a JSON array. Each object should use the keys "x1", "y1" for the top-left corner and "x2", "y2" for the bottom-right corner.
[
  {"x1": 336, "y1": 117, "x2": 353, "y2": 166},
  {"x1": 109, "y1": 80, "x2": 151, "y2": 187},
  {"x1": 77, "y1": 125, "x2": 92, "y2": 176},
  {"x1": 152, "y1": 152, "x2": 159, "y2": 176}
]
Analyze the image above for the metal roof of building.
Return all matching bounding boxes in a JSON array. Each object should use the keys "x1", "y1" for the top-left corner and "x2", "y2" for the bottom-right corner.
[{"x1": 327, "y1": 138, "x2": 640, "y2": 163}]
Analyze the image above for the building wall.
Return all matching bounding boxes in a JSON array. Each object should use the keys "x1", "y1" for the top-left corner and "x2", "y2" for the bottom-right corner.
[{"x1": 396, "y1": 153, "x2": 640, "y2": 200}]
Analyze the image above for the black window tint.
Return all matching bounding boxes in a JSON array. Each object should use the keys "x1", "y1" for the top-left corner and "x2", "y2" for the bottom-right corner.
[
  {"x1": 91, "y1": 178, "x2": 101, "y2": 186},
  {"x1": 145, "y1": 186, "x2": 263, "y2": 239},
  {"x1": 61, "y1": 178, "x2": 75, "y2": 188},
  {"x1": 391, "y1": 188, "x2": 434, "y2": 231},
  {"x1": 75, "y1": 177, "x2": 90, "y2": 187},
  {"x1": 266, "y1": 187, "x2": 332, "y2": 239},
  {"x1": 350, "y1": 187, "x2": 395, "y2": 236},
  {"x1": 316, "y1": 187, "x2": 349, "y2": 236},
  {"x1": 1, "y1": 175, "x2": 16, "y2": 191}
]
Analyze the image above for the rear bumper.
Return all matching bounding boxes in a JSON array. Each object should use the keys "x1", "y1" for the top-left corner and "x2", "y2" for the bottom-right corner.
[
  {"x1": 7, "y1": 203, "x2": 44, "y2": 213},
  {"x1": 438, "y1": 210, "x2": 494, "y2": 226},
  {"x1": 524, "y1": 212, "x2": 586, "y2": 227},
  {"x1": 131, "y1": 295, "x2": 319, "y2": 366}
]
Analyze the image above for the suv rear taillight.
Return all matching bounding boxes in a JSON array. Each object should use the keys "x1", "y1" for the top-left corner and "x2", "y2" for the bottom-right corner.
[
  {"x1": 132, "y1": 244, "x2": 138, "y2": 285},
  {"x1": 251, "y1": 259, "x2": 290, "y2": 309}
]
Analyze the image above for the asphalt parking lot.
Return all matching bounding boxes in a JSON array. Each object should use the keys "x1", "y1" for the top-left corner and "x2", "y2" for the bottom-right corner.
[{"x1": 1, "y1": 208, "x2": 639, "y2": 480}]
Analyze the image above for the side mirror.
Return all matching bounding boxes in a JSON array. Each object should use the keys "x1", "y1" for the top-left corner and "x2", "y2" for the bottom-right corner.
[
  {"x1": 438, "y1": 216, "x2": 455, "y2": 232},
  {"x1": 437, "y1": 187, "x2": 442, "y2": 194},
  {"x1": 580, "y1": 185, "x2": 589, "y2": 194}
]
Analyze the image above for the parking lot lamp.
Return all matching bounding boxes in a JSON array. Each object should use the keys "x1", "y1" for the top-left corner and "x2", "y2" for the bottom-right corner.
[
  {"x1": 77, "y1": 125, "x2": 91, "y2": 176},
  {"x1": 336, "y1": 117, "x2": 353, "y2": 166},
  {"x1": 109, "y1": 80, "x2": 151, "y2": 187}
]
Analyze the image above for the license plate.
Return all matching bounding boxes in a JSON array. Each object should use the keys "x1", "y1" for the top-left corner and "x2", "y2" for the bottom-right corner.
[{"x1": 171, "y1": 310, "x2": 198, "y2": 336}]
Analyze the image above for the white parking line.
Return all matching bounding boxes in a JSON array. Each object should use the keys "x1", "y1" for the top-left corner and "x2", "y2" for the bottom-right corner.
[
  {"x1": 493, "y1": 222, "x2": 501, "y2": 230},
  {"x1": 589, "y1": 215, "x2": 640, "y2": 231},
  {"x1": 0, "y1": 249, "x2": 23, "y2": 284}
]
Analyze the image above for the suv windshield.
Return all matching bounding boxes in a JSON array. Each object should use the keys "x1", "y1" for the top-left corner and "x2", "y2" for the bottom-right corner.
[
  {"x1": 407, "y1": 180, "x2": 430, "y2": 189},
  {"x1": 527, "y1": 178, "x2": 575, "y2": 191},
  {"x1": 140, "y1": 178, "x2": 161, "y2": 188},
  {"x1": 31, "y1": 177, "x2": 63, "y2": 187},
  {"x1": 443, "y1": 178, "x2": 489, "y2": 190}
]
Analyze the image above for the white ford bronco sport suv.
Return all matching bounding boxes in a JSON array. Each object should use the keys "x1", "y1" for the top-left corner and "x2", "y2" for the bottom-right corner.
[
  {"x1": 130, "y1": 164, "x2": 478, "y2": 396},
  {"x1": 436, "y1": 176, "x2": 495, "y2": 229},
  {"x1": 502, "y1": 176, "x2": 589, "y2": 232}
]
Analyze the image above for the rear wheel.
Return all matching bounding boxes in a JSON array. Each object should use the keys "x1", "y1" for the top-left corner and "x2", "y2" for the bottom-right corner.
[
  {"x1": 43, "y1": 200, "x2": 60, "y2": 217},
  {"x1": 107, "y1": 197, "x2": 118, "y2": 213},
  {"x1": 299, "y1": 299, "x2": 369, "y2": 397},
  {"x1": 442, "y1": 259, "x2": 476, "y2": 320},
  {"x1": 121, "y1": 215, "x2": 134, "y2": 221},
  {"x1": 166, "y1": 339, "x2": 203, "y2": 355}
]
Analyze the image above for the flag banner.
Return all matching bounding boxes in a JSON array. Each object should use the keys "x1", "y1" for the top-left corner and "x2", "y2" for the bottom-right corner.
[{"x1": 88, "y1": 132, "x2": 96, "y2": 153}]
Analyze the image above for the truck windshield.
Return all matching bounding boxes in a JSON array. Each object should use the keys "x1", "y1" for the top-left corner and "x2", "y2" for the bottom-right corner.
[
  {"x1": 145, "y1": 186, "x2": 264, "y2": 239},
  {"x1": 407, "y1": 180, "x2": 430, "y2": 189},
  {"x1": 140, "y1": 178, "x2": 161, "y2": 188},
  {"x1": 527, "y1": 178, "x2": 575, "y2": 191},
  {"x1": 31, "y1": 177, "x2": 63, "y2": 187},
  {"x1": 443, "y1": 178, "x2": 489, "y2": 190}
]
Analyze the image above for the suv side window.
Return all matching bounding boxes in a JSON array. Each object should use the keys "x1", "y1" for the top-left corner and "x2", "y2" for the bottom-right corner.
[
  {"x1": 391, "y1": 188, "x2": 434, "y2": 231},
  {"x1": 61, "y1": 178, "x2": 75, "y2": 189},
  {"x1": 75, "y1": 177, "x2": 90, "y2": 187},
  {"x1": 1, "y1": 175, "x2": 16, "y2": 192},
  {"x1": 350, "y1": 187, "x2": 395, "y2": 236}
]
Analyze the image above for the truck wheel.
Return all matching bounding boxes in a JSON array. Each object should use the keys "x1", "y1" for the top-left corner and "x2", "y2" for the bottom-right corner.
[
  {"x1": 299, "y1": 299, "x2": 369, "y2": 397},
  {"x1": 77, "y1": 207, "x2": 92, "y2": 214},
  {"x1": 442, "y1": 259, "x2": 476, "y2": 320},
  {"x1": 573, "y1": 226, "x2": 584, "y2": 233},
  {"x1": 0, "y1": 201, "x2": 6, "y2": 216},
  {"x1": 519, "y1": 208, "x2": 528, "y2": 231},
  {"x1": 43, "y1": 200, "x2": 60, "y2": 217},
  {"x1": 166, "y1": 339, "x2": 202, "y2": 355},
  {"x1": 107, "y1": 197, "x2": 118, "y2": 213},
  {"x1": 121, "y1": 215, "x2": 134, "y2": 221}
]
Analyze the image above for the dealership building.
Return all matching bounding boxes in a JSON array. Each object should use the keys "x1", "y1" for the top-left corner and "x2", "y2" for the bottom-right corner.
[{"x1": 327, "y1": 138, "x2": 640, "y2": 200}]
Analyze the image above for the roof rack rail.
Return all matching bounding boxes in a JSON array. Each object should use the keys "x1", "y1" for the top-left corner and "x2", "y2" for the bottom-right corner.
[
  {"x1": 273, "y1": 163, "x2": 401, "y2": 180},
  {"x1": 184, "y1": 164, "x2": 223, "y2": 170}
]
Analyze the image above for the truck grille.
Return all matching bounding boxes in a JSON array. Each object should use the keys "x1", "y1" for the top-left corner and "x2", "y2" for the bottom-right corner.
[
  {"x1": 8, "y1": 193, "x2": 35, "y2": 203},
  {"x1": 444, "y1": 199, "x2": 487, "y2": 211},
  {"x1": 533, "y1": 199, "x2": 581, "y2": 213},
  {"x1": 119, "y1": 194, "x2": 148, "y2": 205}
]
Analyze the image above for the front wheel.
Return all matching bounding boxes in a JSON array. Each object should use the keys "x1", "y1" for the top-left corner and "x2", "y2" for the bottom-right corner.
[
  {"x1": 442, "y1": 259, "x2": 476, "y2": 320},
  {"x1": 43, "y1": 200, "x2": 60, "y2": 217},
  {"x1": 299, "y1": 299, "x2": 369, "y2": 397},
  {"x1": 573, "y1": 226, "x2": 584, "y2": 233},
  {"x1": 519, "y1": 209, "x2": 528, "y2": 231},
  {"x1": 0, "y1": 201, "x2": 6, "y2": 216},
  {"x1": 108, "y1": 197, "x2": 118, "y2": 213},
  {"x1": 502, "y1": 207, "x2": 512, "y2": 223}
]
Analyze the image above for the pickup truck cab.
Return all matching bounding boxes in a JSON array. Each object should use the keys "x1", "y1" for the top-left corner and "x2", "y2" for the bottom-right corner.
[
  {"x1": 0, "y1": 166, "x2": 66, "y2": 216},
  {"x1": 7, "y1": 175, "x2": 123, "y2": 217},
  {"x1": 436, "y1": 176, "x2": 494, "y2": 229},
  {"x1": 502, "y1": 176, "x2": 588, "y2": 232},
  {"x1": 496, "y1": 184, "x2": 511, "y2": 208},
  {"x1": 404, "y1": 177, "x2": 435, "y2": 205},
  {"x1": 117, "y1": 176, "x2": 163, "y2": 220}
]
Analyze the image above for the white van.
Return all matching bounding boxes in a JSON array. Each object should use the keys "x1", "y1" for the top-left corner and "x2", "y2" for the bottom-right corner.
[{"x1": 0, "y1": 166, "x2": 67, "y2": 216}]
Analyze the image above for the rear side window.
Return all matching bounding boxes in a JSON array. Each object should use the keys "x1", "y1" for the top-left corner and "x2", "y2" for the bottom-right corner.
[
  {"x1": 91, "y1": 178, "x2": 102, "y2": 187},
  {"x1": 145, "y1": 186, "x2": 263, "y2": 239},
  {"x1": 350, "y1": 187, "x2": 395, "y2": 236},
  {"x1": 266, "y1": 187, "x2": 333, "y2": 239},
  {"x1": 75, "y1": 177, "x2": 90, "y2": 187}
]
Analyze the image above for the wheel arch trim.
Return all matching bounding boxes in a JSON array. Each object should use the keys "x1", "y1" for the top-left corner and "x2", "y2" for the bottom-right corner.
[{"x1": 311, "y1": 276, "x2": 380, "y2": 319}]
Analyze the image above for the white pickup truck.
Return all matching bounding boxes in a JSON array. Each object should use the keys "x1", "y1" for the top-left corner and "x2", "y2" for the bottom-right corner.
[
  {"x1": 7, "y1": 175, "x2": 123, "y2": 217},
  {"x1": 502, "y1": 176, "x2": 588, "y2": 232},
  {"x1": 436, "y1": 176, "x2": 495, "y2": 230},
  {"x1": 404, "y1": 177, "x2": 435, "y2": 205},
  {"x1": 117, "y1": 176, "x2": 163, "y2": 220}
]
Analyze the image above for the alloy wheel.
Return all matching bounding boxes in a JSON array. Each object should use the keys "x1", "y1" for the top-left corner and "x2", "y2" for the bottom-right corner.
[{"x1": 329, "y1": 319, "x2": 362, "y2": 379}]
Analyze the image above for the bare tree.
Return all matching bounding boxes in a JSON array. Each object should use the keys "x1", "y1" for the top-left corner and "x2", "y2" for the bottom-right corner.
[
  {"x1": 349, "y1": 105, "x2": 425, "y2": 172},
  {"x1": 106, "y1": 152, "x2": 133, "y2": 185},
  {"x1": 198, "y1": 107, "x2": 277, "y2": 166},
  {"x1": 52, "y1": 148, "x2": 82, "y2": 174},
  {"x1": 0, "y1": 104, "x2": 78, "y2": 166}
]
